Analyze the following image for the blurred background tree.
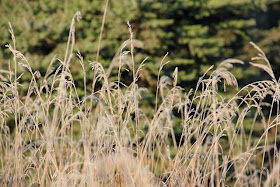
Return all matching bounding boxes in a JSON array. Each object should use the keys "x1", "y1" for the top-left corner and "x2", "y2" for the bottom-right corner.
[{"x1": 0, "y1": 0, "x2": 280, "y2": 96}]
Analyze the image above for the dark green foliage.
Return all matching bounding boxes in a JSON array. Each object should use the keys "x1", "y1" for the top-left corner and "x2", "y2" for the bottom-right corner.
[{"x1": 1, "y1": 0, "x2": 280, "y2": 92}]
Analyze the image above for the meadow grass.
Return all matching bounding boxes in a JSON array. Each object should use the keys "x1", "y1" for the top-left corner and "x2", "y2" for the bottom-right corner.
[{"x1": 1, "y1": 11, "x2": 280, "y2": 186}]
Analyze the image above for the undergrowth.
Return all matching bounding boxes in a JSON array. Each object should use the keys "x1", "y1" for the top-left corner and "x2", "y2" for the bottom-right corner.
[{"x1": 1, "y1": 11, "x2": 280, "y2": 187}]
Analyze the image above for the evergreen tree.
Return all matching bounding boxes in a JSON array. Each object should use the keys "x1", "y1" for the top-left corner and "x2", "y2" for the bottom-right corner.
[{"x1": 1, "y1": 0, "x2": 280, "y2": 92}]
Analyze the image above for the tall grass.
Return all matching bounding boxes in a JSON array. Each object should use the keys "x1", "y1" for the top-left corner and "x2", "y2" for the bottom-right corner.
[{"x1": 1, "y1": 11, "x2": 280, "y2": 186}]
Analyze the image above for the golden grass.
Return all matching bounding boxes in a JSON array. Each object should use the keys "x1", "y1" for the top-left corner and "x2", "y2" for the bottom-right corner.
[{"x1": 1, "y1": 11, "x2": 280, "y2": 186}]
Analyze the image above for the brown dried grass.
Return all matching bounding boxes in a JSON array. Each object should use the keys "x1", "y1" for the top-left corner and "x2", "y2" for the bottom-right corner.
[{"x1": 1, "y1": 11, "x2": 280, "y2": 187}]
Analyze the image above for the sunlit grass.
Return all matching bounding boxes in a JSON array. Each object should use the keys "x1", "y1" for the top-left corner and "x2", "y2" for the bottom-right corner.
[{"x1": 1, "y1": 11, "x2": 280, "y2": 186}]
